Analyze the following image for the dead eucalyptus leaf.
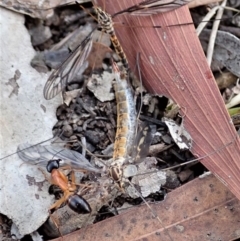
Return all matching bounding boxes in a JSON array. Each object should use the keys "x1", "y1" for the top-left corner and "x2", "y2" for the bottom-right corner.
[
  {"x1": 51, "y1": 174, "x2": 240, "y2": 241},
  {"x1": 87, "y1": 72, "x2": 115, "y2": 102}
]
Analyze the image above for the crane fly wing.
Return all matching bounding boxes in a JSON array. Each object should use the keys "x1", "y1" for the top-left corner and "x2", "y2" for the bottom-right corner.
[
  {"x1": 113, "y1": 0, "x2": 192, "y2": 17},
  {"x1": 17, "y1": 143, "x2": 100, "y2": 173},
  {"x1": 131, "y1": 122, "x2": 156, "y2": 163},
  {"x1": 43, "y1": 31, "x2": 94, "y2": 100}
]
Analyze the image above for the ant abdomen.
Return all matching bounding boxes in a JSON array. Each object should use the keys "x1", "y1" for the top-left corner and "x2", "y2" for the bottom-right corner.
[{"x1": 68, "y1": 194, "x2": 91, "y2": 214}]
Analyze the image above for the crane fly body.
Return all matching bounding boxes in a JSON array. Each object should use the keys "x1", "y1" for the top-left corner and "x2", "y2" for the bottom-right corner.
[
  {"x1": 109, "y1": 61, "x2": 137, "y2": 187},
  {"x1": 41, "y1": 0, "x2": 193, "y2": 190},
  {"x1": 42, "y1": 0, "x2": 193, "y2": 190},
  {"x1": 109, "y1": 61, "x2": 156, "y2": 189}
]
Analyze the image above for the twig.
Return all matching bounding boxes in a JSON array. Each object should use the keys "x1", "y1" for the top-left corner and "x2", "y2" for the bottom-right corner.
[
  {"x1": 196, "y1": 6, "x2": 219, "y2": 36},
  {"x1": 206, "y1": 0, "x2": 227, "y2": 65},
  {"x1": 188, "y1": 0, "x2": 222, "y2": 9}
]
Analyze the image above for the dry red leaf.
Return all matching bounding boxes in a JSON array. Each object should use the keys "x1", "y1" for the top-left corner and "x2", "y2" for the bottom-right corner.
[
  {"x1": 51, "y1": 173, "x2": 240, "y2": 241},
  {"x1": 94, "y1": 0, "x2": 240, "y2": 200}
]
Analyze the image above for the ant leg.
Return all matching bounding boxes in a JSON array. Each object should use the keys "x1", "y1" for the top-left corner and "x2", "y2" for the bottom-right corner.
[
  {"x1": 49, "y1": 196, "x2": 66, "y2": 211},
  {"x1": 69, "y1": 170, "x2": 77, "y2": 190},
  {"x1": 69, "y1": 170, "x2": 89, "y2": 188},
  {"x1": 68, "y1": 171, "x2": 93, "y2": 195},
  {"x1": 37, "y1": 166, "x2": 51, "y2": 183},
  {"x1": 49, "y1": 192, "x2": 71, "y2": 211}
]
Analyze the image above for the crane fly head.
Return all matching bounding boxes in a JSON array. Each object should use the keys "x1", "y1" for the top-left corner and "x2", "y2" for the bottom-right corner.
[
  {"x1": 109, "y1": 163, "x2": 125, "y2": 189},
  {"x1": 94, "y1": 6, "x2": 112, "y2": 29}
]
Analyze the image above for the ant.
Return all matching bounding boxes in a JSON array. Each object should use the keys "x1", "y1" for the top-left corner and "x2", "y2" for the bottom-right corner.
[{"x1": 46, "y1": 159, "x2": 91, "y2": 214}]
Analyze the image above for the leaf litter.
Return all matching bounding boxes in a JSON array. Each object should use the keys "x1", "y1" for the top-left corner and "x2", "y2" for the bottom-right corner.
[{"x1": 0, "y1": 1, "x2": 240, "y2": 240}]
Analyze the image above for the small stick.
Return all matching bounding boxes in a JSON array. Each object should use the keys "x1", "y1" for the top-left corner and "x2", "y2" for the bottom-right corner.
[{"x1": 206, "y1": 0, "x2": 227, "y2": 65}]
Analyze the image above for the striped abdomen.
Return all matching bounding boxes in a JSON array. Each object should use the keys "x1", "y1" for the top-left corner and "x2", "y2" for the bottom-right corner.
[
  {"x1": 94, "y1": 7, "x2": 129, "y2": 71},
  {"x1": 109, "y1": 62, "x2": 137, "y2": 187}
]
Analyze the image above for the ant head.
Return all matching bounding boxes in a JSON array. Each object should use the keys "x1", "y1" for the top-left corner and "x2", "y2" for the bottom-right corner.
[
  {"x1": 46, "y1": 159, "x2": 61, "y2": 173},
  {"x1": 68, "y1": 194, "x2": 91, "y2": 214}
]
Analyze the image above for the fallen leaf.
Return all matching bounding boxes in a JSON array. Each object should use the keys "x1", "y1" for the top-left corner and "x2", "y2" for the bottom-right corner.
[
  {"x1": 87, "y1": 71, "x2": 115, "y2": 102},
  {"x1": 51, "y1": 173, "x2": 240, "y2": 241},
  {"x1": 163, "y1": 118, "x2": 192, "y2": 150}
]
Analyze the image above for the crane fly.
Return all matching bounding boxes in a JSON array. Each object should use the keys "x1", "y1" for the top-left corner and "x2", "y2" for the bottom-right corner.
[{"x1": 26, "y1": 2, "x2": 204, "y2": 237}]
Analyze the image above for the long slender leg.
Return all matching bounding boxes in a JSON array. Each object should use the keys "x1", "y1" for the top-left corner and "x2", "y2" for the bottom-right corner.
[
  {"x1": 49, "y1": 191, "x2": 71, "y2": 211},
  {"x1": 69, "y1": 170, "x2": 91, "y2": 191}
]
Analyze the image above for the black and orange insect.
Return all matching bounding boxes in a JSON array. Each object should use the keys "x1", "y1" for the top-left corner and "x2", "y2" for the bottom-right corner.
[
  {"x1": 46, "y1": 159, "x2": 91, "y2": 214},
  {"x1": 16, "y1": 143, "x2": 100, "y2": 213}
]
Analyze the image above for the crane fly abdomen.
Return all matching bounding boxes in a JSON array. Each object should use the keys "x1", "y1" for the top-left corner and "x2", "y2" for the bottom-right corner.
[
  {"x1": 94, "y1": 6, "x2": 129, "y2": 72},
  {"x1": 110, "y1": 35, "x2": 129, "y2": 71},
  {"x1": 110, "y1": 61, "x2": 156, "y2": 188},
  {"x1": 109, "y1": 62, "x2": 138, "y2": 187},
  {"x1": 113, "y1": 72, "x2": 137, "y2": 161}
]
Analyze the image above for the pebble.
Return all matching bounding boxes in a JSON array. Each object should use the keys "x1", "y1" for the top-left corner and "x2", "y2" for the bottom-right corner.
[{"x1": 62, "y1": 124, "x2": 73, "y2": 138}]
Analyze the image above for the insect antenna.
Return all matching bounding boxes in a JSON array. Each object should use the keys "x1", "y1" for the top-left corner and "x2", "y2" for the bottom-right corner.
[
  {"x1": 0, "y1": 136, "x2": 55, "y2": 161},
  {"x1": 134, "y1": 52, "x2": 144, "y2": 124}
]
